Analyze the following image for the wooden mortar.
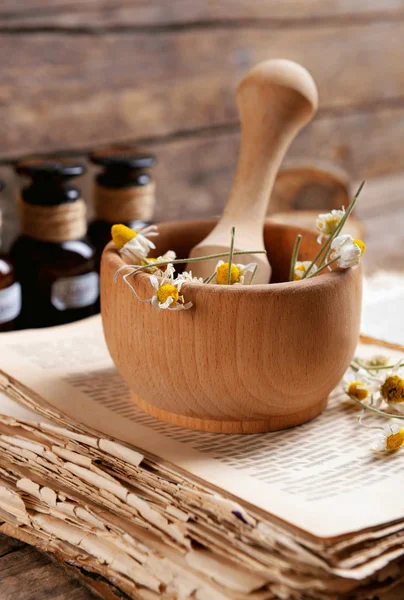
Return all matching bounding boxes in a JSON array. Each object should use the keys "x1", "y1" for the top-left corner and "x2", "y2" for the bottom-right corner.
[{"x1": 101, "y1": 219, "x2": 362, "y2": 434}]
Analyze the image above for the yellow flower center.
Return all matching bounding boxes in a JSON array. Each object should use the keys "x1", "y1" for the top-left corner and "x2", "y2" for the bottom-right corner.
[
  {"x1": 294, "y1": 264, "x2": 306, "y2": 280},
  {"x1": 386, "y1": 429, "x2": 404, "y2": 451},
  {"x1": 111, "y1": 224, "x2": 137, "y2": 250},
  {"x1": 322, "y1": 216, "x2": 341, "y2": 235},
  {"x1": 348, "y1": 381, "x2": 369, "y2": 401},
  {"x1": 157, "y1": 284, "x2": 178, "y2": 305},
  {"x1": 142, "y1": 257, "x2": 167, "y2": 273},
  {"x1": 381, "y1": 375, "x2": 404, "y2": 403},
  {"x1": 317, "y1": 211, "x2": 344, "y2": 236},
  {"x1": 216, "y1": 263, "x2": 241, "y2": 285},
  {"x1": 353, "y1": 239, "x2": 366, "y2": 256}
]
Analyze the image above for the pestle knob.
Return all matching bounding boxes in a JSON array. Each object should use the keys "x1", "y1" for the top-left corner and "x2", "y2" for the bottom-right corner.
[{"x1": 186, "y1": 59, "x2": 318, "y2": 283}]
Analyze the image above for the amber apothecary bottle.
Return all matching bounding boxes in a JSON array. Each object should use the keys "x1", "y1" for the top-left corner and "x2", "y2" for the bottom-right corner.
[
  {"x1": 0, "y1": 181, "x2": 22, "y2": 332},
  {"x1": 87, "y1": 146, "x2": 156, "y2": 268},
  {"x1": 10, "y1": 158, "x2": 99, "y2": 329}
]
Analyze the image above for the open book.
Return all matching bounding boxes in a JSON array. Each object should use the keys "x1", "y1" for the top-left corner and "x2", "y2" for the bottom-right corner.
[{"x1": 0, "y1": 275, "x2": 403, "y2": 599}]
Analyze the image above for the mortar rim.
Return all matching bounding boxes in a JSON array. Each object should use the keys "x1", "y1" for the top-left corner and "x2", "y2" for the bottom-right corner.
[{"x1": 103, "y1": 218, "x2": 360, "y2": 297}]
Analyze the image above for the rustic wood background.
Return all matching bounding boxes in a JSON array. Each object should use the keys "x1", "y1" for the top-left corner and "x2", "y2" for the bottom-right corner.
[
  {"x1": 0, "y1": 1, "x2": 404, "y2": 598},
  {"x1": 1, "y1": 0, "x2": 404, "y2": 263}
]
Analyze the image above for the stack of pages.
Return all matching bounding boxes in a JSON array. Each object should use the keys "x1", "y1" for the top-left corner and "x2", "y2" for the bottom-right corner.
[{"x1": 0, "y1": 311, "x2": 403, "y2": 600}]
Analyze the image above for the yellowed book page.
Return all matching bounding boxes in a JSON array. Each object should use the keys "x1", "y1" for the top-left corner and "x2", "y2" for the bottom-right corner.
[{"x1": 0, "y1": 314, "x2": 403, "y2": 540}]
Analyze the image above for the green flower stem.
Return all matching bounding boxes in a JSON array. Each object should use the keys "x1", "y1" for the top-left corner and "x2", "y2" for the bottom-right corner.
[
  {"x1": 122, "y1": 273, "x2": 150, "y2": 303},
  {"x1": 113, "y1": 249, "x2": 267, "y2": 282},
  {"x1": 352, "y1": 360, "x2": 404, "y2": 372},
  {"x1": 302, "y1": 180, "x2": 365, "y2": 278},
  {"x1": 250, "y1": 264, "x2": 258, "y2": 285},
  {"x1": 204, "y1": 270, "x2": 218, "y2": 284},
  {"x1": 305, "y1": 255, "x2": 340, "y2": 279},
  {"x1": 289, "y1": 234, "x2": 302, "y2": 282},
  {"x1": 347, "y1": 394, "x2": 404, "y2": 420},
  {"x1": 357, "y1": 411, "x2": 382, "y2": 430},
  {"x1": 227, "y1": 226, "x2": 236, "y2": 285}
]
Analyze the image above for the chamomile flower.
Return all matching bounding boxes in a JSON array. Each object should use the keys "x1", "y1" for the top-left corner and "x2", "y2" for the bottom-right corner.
[
  {"x1": 142, "y1": 250, "x2": 177, "y2": 275},
  {"x1": 177, "y1": 270, "x2": 204, "y2": 284},
  {"x1": 148, "y1": 266, "x2": 192, "y2": 311},
  {"x1": 316, "y1": 209, "x2": 345, "y2": 243},
  {"x1": 214, "y1": 261, "x2": 256, "y2": 285},
  {"x1": 372, "y1": 422, "x2": 404, "y2": 452},
  {"x1": 111, "y1": 224, "x2": 158, "y2": 263},
  {"x1": 379, "y1": 360, "x2": 404, "y2": 413},
  {"x1": 344, "y1": 368, "x2": 379, "y2": 403},
  {"x1": 293, "y1": 261, "x2": 317, "y2": 280},
  {"x1": 365, "y1": 355, "x2": 390, "y2": 368},
  {"x1": 329, "y1": 234, "x2": 366, "y2": 269}
]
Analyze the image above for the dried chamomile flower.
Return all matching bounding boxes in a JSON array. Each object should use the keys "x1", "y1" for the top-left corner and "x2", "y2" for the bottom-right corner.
[
  {"x1": 347, "y1": 381, "x2": 369, "y2": 402},
  {"x1": 316, "y1": 208, "x2": 345, "y2": 243},
  {"x1": 142, "y1": 250, "x2": 177, "y2": 275},
  {"x1": 379, "y1": 360, "x2": 404, "y2": 412},
  {"x1": 365, "y1": 354, "x2": 390, "y2": 368},
  {"x1": 372, "y1": 422, "x2": 404, "y2": 452},
  {"x1": 293, "y1": 261, "x2": 317, "y2": 280},
  {"x1": 344, "y1": 368, "x2": 379, "y2": 403},
  {"x1": 329, "y1": 234, "x2": 366, "y2": 269},
  {"x1": 177, "y1": 270, "x2": 204, "y2": 284},
  {"x1": 214, "y1": 261, "x2": 256, "y2": 285},
  {"x1": 111, "y1": 224, "x2": 158, "y2": 263},
  {"x1": 149, "y1": 266, "x2": 192, "y2": 311}
]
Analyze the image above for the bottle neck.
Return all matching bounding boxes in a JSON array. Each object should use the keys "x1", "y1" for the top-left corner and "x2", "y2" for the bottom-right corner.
[
  {"x1": 21, "y1": 180, "x2": 80, "y2": 206},
  {"x1": 18, "y1": 196, "x2": 87, "y2": 243},
  {"x1": 93, "y1": 181, "x2": 156, "y2": 224},
  {"x1": 96, "y1": 166, "x2": 151, "y2": 189}
]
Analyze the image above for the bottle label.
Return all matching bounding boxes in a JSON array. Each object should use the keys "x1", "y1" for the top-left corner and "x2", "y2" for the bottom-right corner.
[
  {"x1": 51, "y1": 272, "x2": 99, "y2": 311},
  {"x1": 0, "y1": 282, "x2": 22, "y2": 324}
]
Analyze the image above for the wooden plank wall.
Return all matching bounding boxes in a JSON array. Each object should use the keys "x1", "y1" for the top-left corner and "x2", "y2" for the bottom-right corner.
[{"x1": 1, "y1": 1, "x2": 404, "y2": 250}]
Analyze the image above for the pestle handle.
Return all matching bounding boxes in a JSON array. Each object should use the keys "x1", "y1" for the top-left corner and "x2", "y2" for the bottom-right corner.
[
  {"x1": 187, "y1": 60, "x2": 318, "y2": 283},
  {"x1": 219, "y1": 59, "x2": 318, "y2": 232}
]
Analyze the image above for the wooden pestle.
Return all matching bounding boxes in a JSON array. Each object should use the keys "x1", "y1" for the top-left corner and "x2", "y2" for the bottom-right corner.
[{"x1": 186, "y1": 59, "x2": 318, "y2": 283}]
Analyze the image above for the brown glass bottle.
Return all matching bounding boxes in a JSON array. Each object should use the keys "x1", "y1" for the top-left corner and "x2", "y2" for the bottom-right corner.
[
  {"x1": 10, "y1": 158, "x2": 99, "y2": 329},
  {"x1": 87, "y1": 146, "x2": 156, "y2": 270},
  {"x1": 0, "y1": 181, "x2": 22, "y2": 332}
]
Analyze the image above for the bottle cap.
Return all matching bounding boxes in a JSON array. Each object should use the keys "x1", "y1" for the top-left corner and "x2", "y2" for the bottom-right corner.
[
  {"x1": 89, "y1": 146, "x2": 156, "y2": 170},
  {"x1": 15, "y1": 158, "x2": 86, "y2": 206},
  {"x1": 16, "y1": 157, "x2": 86, "y2": 180}
]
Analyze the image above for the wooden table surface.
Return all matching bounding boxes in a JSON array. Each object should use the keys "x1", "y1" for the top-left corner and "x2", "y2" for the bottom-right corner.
[
  {"x1": 0, "y1": 534, "x2": 97, "y2": 600},
  {"x1": 0, "y1": 177, "x2": 403, "y2": 598}
]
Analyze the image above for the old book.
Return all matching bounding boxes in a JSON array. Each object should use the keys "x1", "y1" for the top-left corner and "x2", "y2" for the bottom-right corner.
[{"x1": 0, "y1": 277, "x2": 403, "y2": 598}]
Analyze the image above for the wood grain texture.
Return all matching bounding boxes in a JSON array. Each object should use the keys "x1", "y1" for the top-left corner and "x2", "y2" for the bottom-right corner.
[
  {"x1": 2, "y1": 104, "x2": 404, "y2": 248},
  {"x1": 1, "y1": 1, "x2": 403, "y2": 29},
  {"x1": 101, "y1": 220, "x2": 362, "y2": 433},
  {"x1": 1, "y1": 21, "x2": 404, "y2": 159},
  {"x1": 0, "y1": 532, "x2": 96, "y2": 600},
  {"x1": 188, "y1": 59, "x2": 318, "y2": 284}
]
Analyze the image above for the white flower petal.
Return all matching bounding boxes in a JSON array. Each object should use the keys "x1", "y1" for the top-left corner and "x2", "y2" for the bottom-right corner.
[
  {"x1": 159, "y1": 297, "x2": 174, "y2": 309},
  {"x1": 392, "y1": 359, "x2": 404, "y2": 374},
  {"x1": 372, "y1": 438, "x2": 387, "y2": 452},
  {"x1": 150, "y1": 296, "x2": 160, "y2": 309},
  {"x1": 149, "y1": 275, "x2": 159, "y2": 290},
  {"x1": 330, "y1": 234, "x2": 362, "y2": 269}
]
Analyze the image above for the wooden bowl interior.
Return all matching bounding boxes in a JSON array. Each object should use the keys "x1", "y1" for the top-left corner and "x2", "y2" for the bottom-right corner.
[{"x1": 148, "y1": 219, "x2": 320, "y2": 284}]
